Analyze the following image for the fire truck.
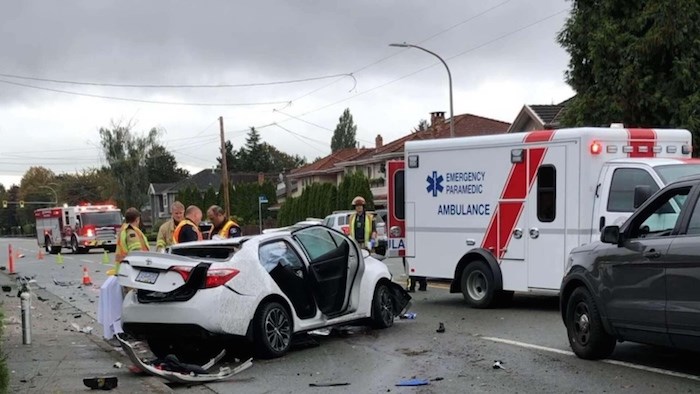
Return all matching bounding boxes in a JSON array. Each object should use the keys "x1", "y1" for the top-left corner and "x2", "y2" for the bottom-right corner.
[
  {"x1": 387, "y1": 127, "x2": 698, "y2": 308},
  {"x1": 35, "y1": 204, "x2": 123, "y2": 254}
]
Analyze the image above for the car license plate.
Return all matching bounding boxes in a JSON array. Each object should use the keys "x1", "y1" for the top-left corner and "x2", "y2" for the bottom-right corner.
[{"x1": 135, "y1": 271, "x2": 159, "y2": 284}]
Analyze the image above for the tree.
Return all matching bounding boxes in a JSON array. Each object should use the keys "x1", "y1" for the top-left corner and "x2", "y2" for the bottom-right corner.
[
  {"x1": 413, "y1": 119, "x2": 429, "y2": 133},
  {"x1": 331, "y1": 108, "x2": 358, "y2": 152},
  {"x1": 217, "y1": 129, "x2": 306, "y2": 174},
  {"x1": 56, "y1": 168, "x2": 117, "y2": 206},
  {"x1": 557, "y1": 0, "x2": 700, "y2": 147},
  {"x1": 99, "y1": 122, "x2": 159, "y2": 210},
  {"x1": 146, "y1": 144, "x2": 190, "y2": 183}
]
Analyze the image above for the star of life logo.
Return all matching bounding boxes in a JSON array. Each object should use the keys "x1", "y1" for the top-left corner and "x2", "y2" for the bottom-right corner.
[{"x1": 426, "y1": 171, "x2": 444, "y2": 197}]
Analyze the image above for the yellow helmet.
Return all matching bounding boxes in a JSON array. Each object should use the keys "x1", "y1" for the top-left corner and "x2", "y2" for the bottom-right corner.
[{"x1": 352, "y1": 196, "x2": 366, "y2": 206}]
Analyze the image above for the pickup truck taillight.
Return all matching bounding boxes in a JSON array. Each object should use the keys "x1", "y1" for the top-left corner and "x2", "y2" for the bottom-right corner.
[{"x1": 171, "y1": 266, "x2": 240, "y2": 288}]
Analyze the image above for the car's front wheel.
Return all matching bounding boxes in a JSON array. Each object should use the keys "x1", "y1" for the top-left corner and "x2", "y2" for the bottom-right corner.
[
  {"x1": 253, "y1": 302, "x2": 292, "y2": 359},
  {"x1": 371, "y1": 282, "x2": 394, "y2": 329},
  {"x1": 565, "y1": 287, "x2": 616, "y2": 360}
]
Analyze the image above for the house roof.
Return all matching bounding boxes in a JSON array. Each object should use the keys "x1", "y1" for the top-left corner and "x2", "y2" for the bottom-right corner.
[
  {"x1": 373, "y1": 113, "x2": 511, "y2": 156},
  {"x1": 150, "y1": 182, "x2": 176, "y2": 194},
  {"x1": 507, "y1": 96, "x2": 574, "y2": 133},
  {"x1": 289, "y1": 147, "x2": 370, "y2": 178}
]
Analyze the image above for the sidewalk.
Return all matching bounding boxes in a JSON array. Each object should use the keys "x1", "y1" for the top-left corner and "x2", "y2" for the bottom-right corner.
[{"x1": 0, "y1": 273, "x2": 172, "y2": 393}]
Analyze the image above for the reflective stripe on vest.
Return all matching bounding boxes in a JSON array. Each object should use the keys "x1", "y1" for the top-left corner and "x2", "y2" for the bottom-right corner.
[
  {"x1": 349, "y1": 213, "x2": 372, "y2": 242},
  {"x1": 219, "y1": 220, "x2": 238, "y2": 238},
  {"x1": 115, "y1": 223, "x2": 149, "y2": 263},
  {"x1": 173, "y1": 219, "x2": 203, "y2": 244}
]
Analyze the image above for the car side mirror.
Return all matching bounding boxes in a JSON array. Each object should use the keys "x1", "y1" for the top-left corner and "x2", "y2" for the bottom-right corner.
[
  {"x1": 634, "y1": 185, "x2": 653, "y2": 209},
  {"x1": 601, "y1": 225, "x2": 621, "y2": 244}
]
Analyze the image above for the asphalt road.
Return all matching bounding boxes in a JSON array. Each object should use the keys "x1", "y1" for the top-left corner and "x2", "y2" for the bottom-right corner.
[{"x1": 2, "y1": 237, "x2": 700, "y2": 393}]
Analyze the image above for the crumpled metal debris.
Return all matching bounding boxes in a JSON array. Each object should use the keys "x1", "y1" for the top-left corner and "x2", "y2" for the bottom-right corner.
[{"x1": 493, "y1": 360, "x2": 506, "y2": 370}]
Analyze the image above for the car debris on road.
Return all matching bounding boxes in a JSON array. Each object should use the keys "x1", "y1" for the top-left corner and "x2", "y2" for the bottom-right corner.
[{"x1": 116, "y1": 334, "x2": 253, "y2": 384}]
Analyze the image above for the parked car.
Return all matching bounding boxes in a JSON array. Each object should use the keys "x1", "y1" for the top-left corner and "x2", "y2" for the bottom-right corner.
[
  {"x1": 322, "y1": 211, "x2": 353, "y2": 234},
  {"x1": 118, "y1": 223, "x2": 411, "y2": 362},
  {"x1": 323, "y1": 210, "x2": 388, "y2": 255},
  {"x1": 560, "y1": 175, "x2": 700, "y2": 359}
]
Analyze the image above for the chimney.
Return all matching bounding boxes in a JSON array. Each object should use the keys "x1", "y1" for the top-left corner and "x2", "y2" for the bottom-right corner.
[
  {"x1": 375, "y1": 134, "x2": 383, "y2": 148},
  {"x1": 430, "y1": 111, "x2": 445, "y2": 128},
  {"x1": 258, "y1": 172, "x2": 264, "y2": 185}
]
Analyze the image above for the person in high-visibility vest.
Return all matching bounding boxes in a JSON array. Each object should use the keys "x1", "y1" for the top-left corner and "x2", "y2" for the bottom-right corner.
[
  {"x1": 156, "y1": 201, "x2": 185, "y2": 252},
  {"x1": 206, "y1": 205, "x2": 242, "y2": 239},
  {"x1": 348, "y1": 196, "x2": 377, "y2": 251},
  {"x1": 173, "y1": 205, "x2": 203, "y2": 244},
  {"x1": 99, "y1": 207, "x2": 149, "y2": 345}
]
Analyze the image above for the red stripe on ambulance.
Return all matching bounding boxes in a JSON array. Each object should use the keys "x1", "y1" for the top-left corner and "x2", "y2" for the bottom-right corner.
[
  {"x1": 481, "y1": 130, "x2": 555, "y2": 259},
  {"x1": 627, "y1": 129, "x2": 656, "y2": 158}
]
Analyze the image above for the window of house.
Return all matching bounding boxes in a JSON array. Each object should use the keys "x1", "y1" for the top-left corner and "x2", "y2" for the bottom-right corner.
[
  {"x1": 537, "y1": 165, "x2": 556, "y2": 222},
  {"x1": 607, "y1": 168, "x2": 659, "y2": 212}
]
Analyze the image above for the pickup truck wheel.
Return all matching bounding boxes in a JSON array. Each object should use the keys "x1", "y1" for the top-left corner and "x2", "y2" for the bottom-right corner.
[
  {"x1": 565, "y1": 287, "x2": 616, "y2": 360},
  {"x1": 461, "y1": 261, "x2": 496, "y2": 308},
  {"x1": 105, "y1": 246, "x2": 116, "y2": 253},
  {"x1": 253, "y1": 302, "x2": 292, "y2": 359}
]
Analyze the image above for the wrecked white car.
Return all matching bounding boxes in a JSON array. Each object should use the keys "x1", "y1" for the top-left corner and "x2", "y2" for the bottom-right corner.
[{"x1": 118, "y1": 223, "x2": 410, "y2": 362}]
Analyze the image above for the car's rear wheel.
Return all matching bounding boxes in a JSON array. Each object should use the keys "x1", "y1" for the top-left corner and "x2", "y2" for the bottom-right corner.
[
  {"x1": 371, "y1": 282, "x2": 394, "y2": 329},
  {"x1": 565, "y1": 287, "x2": 616, "y2": 360},
  {"x1": 253, "y1": 302, "x2": 292, "y2": 359},
  {"x1": 461, "y1": 261, "x2": 496, "y2": 308}
]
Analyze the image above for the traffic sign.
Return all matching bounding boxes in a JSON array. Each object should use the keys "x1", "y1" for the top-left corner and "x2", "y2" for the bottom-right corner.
[{"x1": 259, "y1": 195, "x2": 268, "y2": 204}]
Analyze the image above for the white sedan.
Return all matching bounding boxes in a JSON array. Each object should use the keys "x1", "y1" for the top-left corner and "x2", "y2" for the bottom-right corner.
[{"x1": 118, "y1": 223, "x2": 410, "y2": 362}]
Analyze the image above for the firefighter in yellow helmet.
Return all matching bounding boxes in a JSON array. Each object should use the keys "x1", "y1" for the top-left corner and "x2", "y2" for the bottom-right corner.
[{"x1": 349, "y1": 196, "x2": 377, "y2": 251}]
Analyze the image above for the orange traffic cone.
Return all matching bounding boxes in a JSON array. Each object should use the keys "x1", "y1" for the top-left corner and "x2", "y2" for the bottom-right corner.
[
  {"x1": 37, "y1": 250, "x2": 45, "y2": 260},
  {"x1": 82, "y1": 266, "x2": 93, "y2": 286},
  {"x1": 7, "y1": 244, "x2": 15, "y2": 274}
]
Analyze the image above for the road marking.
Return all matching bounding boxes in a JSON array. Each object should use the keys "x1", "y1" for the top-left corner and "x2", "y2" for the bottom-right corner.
[
  {"x1": 81, "y1": 260, "x2": 93, "y2": 264},
  {"x1": 482, "y1": 336, "x2": 700, "y2": 382}
]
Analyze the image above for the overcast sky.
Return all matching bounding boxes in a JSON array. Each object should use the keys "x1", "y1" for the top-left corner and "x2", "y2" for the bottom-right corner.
[{"x1": 0, "y1": 0, "x2": 574, "y2": 188}]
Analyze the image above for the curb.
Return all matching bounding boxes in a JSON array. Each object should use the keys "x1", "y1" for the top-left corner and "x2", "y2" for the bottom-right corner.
[{"x1": 0, "y1": 271, "x2": 174, "y2": 393}]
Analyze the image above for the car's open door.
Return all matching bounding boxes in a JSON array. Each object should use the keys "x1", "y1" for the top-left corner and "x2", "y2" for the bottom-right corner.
[{"x1": 293, "y1": 226, "x2": 360, "y2": 317}]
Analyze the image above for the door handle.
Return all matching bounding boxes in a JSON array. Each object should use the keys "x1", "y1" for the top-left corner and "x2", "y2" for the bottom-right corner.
[{"x1": 644, "y1": 250, "x2": 661, "y2": 259}]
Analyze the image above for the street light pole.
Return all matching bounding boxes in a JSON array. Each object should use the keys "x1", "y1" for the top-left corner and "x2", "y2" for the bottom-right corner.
[
  {"x1": 39, "y1": 185, "x2": 58, "y2": 205},
  {"x1": 389, "y1": 42, "x2": 454, "y2": 138}
]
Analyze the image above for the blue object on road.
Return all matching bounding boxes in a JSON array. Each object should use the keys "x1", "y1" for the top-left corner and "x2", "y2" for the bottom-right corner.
[{"x1": 396, "y1": 378, "x2": 430, "y2": 386}]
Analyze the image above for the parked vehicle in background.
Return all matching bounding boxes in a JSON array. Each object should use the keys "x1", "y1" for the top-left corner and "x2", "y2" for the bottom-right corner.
[
  {"x1": 35, "y1": 204, "x2": 122, "y2": 254},
  {"x1": 323, "y1": 211, "x2": 353, "y2": 235},
  {"x1": 118, "y1": 223, "x2": 411, "y2": 362},
  {"x1": 324, "y1": 210, "x2": 387, "y2": 255},
  {"x1": 561, "y1": 175, "x2": 700, "y2": 359}
]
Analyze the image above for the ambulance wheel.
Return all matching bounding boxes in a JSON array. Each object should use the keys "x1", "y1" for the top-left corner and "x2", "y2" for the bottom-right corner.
[{"x1": 461, "y1": 260, "x2": 496, "y2": 308}]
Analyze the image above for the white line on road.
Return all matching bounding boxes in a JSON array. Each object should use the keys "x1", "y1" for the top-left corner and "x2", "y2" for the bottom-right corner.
[
  {"x1": 81, "y1": 260, "x2": 93, "y2": 264},
  {"x1": 481, "y1": 336, "x2": 700, "y2": 383}
]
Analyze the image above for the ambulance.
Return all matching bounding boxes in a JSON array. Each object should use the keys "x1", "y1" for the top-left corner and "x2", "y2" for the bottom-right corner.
[
  {"x1": 35, "y1": 204, "x2": 123, "y2": 254},
  {"x1": 387, "y1": 127, "x2": 698, "y2": 308}
]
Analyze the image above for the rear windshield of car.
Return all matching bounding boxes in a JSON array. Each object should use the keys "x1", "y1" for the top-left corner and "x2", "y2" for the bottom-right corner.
[{"x1": 170, "y1": 245, "x2": 239, "y2": 260}]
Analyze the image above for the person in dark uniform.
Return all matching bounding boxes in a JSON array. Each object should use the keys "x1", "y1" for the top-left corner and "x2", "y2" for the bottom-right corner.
[{"x1": 173, "y1": 205, "x2": 203, "y2": 243}]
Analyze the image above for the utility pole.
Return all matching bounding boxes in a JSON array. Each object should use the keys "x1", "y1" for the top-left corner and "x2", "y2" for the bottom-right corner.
[{"x1": 219, "y1": 116, "x2": 231, "y2": 218}]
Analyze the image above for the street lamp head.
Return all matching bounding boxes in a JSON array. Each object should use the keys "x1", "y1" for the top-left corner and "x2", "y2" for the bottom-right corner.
[{"x1": 389, "y1": 42, "x2": 410, "y2": 48}]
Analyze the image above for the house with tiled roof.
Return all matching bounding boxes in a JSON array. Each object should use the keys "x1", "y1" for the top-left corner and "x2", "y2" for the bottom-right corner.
[
  {"x1": 507, "y1": 96, "x2": 574, "y2": 133},
  {"x1": 286, "y1": 147, "x2": 372, "y2": 198},
  {"x1": 336, "y1": 112, "x2": 510, "y2": 207}
]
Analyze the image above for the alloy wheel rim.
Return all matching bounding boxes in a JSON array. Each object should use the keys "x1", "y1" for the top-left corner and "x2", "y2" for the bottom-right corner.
[
  {"x1": 467, "y1": 271, "x2": 487, "y2": 301},
  {"x1": 379, "y1": 287, "x2": 393, "y2": 324},
  {"x1": 573, "y1": 302, "x2": 591, "y2": 345},
  {"x1": 265, "y1": 307, "x2": 291, "y2": 352}
]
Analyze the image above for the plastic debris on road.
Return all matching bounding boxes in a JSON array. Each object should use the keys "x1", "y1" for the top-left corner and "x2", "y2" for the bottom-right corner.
[
  {"x1": 399, "y1": 312, "x2": 417, "y2": 319},
  {"x1": 436, "y1": 322, "x2": 445, "y2": 333},
  {"x1": 396, "y1": 378, "x2": 430, "y2": 386},
  {"x1": 493, "y1": 360, "x2": 506, "y2": 370}
]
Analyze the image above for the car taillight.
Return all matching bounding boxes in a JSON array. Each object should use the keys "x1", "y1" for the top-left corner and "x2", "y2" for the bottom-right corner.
[
  {"x1": 170, "y1": 266, "x2": 240, "y2": 288},
  {"x1": 172, "y1": 266, "x2": 193, "y2": 282},
  {"x1": 341, "y1": 226, "x2": 350, "y2": 235},
  {"x1": 205, "y1": 268, "x2": 240, "y2": 288}
]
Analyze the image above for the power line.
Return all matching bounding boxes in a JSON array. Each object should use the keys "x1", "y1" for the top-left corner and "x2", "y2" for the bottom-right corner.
[
  {"x1": 273, "y1": 123, "x2": 330, "y2": 149},
  {"x1": 288, "y1": 8, "x2": 569, "y2": 119},
  {"x1": 273, "y1": 109, "x2": 375, "y2": 145},
  {"x1": 0, "y1": 78, "x2": 293, "y2": 107},
  {"x1": 0, "y1": 72, "x2": 356, "y2": 89}
]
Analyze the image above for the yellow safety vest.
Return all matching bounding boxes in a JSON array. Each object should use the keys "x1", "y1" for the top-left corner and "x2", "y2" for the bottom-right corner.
[
  {"x1": 115, "y1": 223, "x2": 149, "y2": 264},
  {"x1": 349, "y1": 213, "x2": 373, "y2": 243},
  {"x1": 217, "y1": 220, "x2": 239, "y2": 238},
  {"x1": 173, "y1": 219, "x2": 203, "y2": 244}
]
